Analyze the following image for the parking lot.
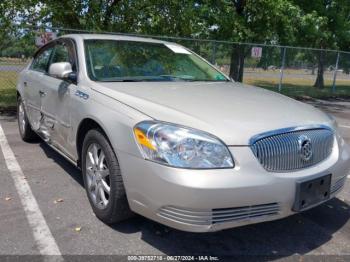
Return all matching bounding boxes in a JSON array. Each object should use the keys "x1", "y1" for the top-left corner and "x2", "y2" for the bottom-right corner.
[{"x1": 0, "y1": 99, "x2": 350, "y2": 260}]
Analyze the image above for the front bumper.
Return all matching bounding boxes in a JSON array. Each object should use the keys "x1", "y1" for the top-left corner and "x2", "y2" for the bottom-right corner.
[{"x1": 117, "y1": 137, "x2": 350, "y2": 232}]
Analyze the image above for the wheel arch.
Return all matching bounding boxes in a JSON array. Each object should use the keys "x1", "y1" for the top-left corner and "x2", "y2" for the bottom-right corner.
[{"x1": 76, "y1": 117, "x2": 110, "y2": 168}]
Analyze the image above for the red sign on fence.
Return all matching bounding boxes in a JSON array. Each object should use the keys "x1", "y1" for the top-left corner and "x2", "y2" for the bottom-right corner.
[
  {"x1": 35, "y1": 32, "x2": 57, "y2": 47},
  {"x1": 251, "y1": 47, "x2": 262, "y2": 58}
]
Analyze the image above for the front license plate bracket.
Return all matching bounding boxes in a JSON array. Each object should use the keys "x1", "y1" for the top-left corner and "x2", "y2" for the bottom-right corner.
[{"x1": 293, "y1": 174, "x2": 332, "y2": 212}]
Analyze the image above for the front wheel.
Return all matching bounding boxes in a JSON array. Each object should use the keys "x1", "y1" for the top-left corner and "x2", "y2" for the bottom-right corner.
[
  {"x1": 82, "y1": 129, "x2": 133, "y2": 224},
  {"x1": 17, "y1": 96, "x2": 37, "y2": 142}
]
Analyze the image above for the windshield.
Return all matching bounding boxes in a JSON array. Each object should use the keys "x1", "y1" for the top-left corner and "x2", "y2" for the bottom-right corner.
[{"x1": 84, "y1": 39, "x2": 228, "y2": 82}]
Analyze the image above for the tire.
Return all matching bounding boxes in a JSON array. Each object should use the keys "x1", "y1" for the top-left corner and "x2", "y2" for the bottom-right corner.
[
  {"x1": 82, "y1": 129, "x2": 133, "y2": 224},
  {"x1": 17, "y1": 96, "x2": 38, "y2": 142}
]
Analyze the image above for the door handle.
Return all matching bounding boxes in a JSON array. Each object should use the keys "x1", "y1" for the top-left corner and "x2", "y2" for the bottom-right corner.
[{"x1": 39, "y1": 90, "x2": 46, "y2": 97}]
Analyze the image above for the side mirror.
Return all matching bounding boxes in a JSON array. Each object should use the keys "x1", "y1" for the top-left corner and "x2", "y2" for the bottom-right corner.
[{"x1": 49, "y1": 62, "x2": 74, "y2": 80}]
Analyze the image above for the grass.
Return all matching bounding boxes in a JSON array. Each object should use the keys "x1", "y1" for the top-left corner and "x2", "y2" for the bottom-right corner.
[
  {"x1": 244, "y1": 77, "x2": 350, "y2": 99},
  {"x1": 0, "y1": 71, "x2": 18, "y2": 108},
  {"x1": 0, "y1": 57, "x2": 29, "y2": 65},
  {"x1": 0, "y1": 62, "x2": 27, "y2": 66},
  {"x1": 244, "y1": 67, "x2": 337, "y2": 75}
]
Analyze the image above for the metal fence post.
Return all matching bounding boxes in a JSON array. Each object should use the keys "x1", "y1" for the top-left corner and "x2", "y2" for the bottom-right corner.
[
  {"x1": 332, "y1": 52, "x2": 340, "y2": 93},
  {"x1": 211, "y1": 42, "x2": 217, "y2": 65},
  {"x1": 278, "y1": 47, "x2": 286, "y2": 92}
]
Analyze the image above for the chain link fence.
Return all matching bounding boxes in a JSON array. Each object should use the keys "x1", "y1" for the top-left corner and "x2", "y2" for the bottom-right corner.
[
  {"x1": 0, "y1": 56, "x2": 27, "y2": 108},
  {"x1": 1, "y1": 27, "x2": 350, "y2": 108}
]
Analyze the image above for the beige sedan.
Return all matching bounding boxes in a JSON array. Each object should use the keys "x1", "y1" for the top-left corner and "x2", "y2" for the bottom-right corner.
[{"x1": 16, "y1": 34, "x2": 350, "y2": 232}]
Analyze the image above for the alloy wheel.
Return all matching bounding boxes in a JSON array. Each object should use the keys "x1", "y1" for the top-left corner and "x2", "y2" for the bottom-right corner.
[
  {"x1": 85, "y1": 143, "x2": 111, "y2": 209},
  {"x1": 18, "y1": 101, "x2": 26, "y2": 134}
]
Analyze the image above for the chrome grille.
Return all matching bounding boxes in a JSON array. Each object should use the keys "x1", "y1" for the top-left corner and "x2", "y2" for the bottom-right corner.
[
  {"x1": 331, "y1": 176, "x2": 347, "y2": 194},
  {"x1": 212, "y1": 203, "x2": 280, "y2": 224},
  {"x1": 157, "y1": 203, "x2": 280, "y2": 226},
  {"x1": 251, "y1": 127, "x2": 334, "y2": 172}
]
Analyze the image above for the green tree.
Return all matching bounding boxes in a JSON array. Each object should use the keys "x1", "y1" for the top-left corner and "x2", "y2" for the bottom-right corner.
[
  {"x1": 193, "y1": 0, "x2": 301, "y2": 81},
  {"x1": 2, "y1": 0, "x2": 350, "y2": 86},
  {"x1": 7, "y1": 0, "x2": 203, "y2": 35},
  {"x1": 293, "y1": 0, "x2": 350, "y2": 88},
  {"x1": 0, "y1": 1, "x2": 17, "y2": 50}
]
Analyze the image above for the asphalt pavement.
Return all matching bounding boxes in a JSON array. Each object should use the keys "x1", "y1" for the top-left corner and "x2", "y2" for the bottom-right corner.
[{"x1": 0, "y1": 99, "x2": 350, "y2": 261}]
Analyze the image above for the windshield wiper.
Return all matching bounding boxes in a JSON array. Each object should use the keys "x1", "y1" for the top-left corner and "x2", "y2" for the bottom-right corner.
[
  {"x1": 97, "y1": 75, "x2": 227, "y2": 82},
  {"x1": 158, "y1": 75, "x2": 195, "y2": 81},
  {"x1": 100, "y1": 78, "x2": 143, "y2": 82}
]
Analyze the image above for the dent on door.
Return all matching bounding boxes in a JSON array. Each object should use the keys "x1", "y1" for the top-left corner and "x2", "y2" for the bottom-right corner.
[
  {"x1": 26, "y1": 101, "x2": 42, "y2": 131},
  {"x1": 38, "y1": 113, "x2": 55, "y2": 142},
  {"x1": 38, "y1": 80, "x2": 71, "y2": 144}
]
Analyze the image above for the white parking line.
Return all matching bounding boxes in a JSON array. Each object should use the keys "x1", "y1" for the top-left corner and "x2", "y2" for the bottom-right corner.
[{"x1": 0, "y1": 123, "x2": 62, "y2": 257}]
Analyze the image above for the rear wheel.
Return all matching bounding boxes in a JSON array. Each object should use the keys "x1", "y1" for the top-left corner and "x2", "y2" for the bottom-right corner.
[
  {"x1": 82, "y1": 129, "x2": 133, "y2": 224},
  {"x1": 17, "y1": 96, "x2": 37, "y2": 142}
]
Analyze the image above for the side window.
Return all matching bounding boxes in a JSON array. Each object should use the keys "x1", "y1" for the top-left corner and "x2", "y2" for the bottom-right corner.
[
  {"x1": 50, "y1": 41, "x2": 77, "y2": 72},
  {"x1": 31, "y1": 47, "x2": 54, "y2": 72},
  {"x1": 51, "y1": 43, "x2": 70, "y2": 64}
]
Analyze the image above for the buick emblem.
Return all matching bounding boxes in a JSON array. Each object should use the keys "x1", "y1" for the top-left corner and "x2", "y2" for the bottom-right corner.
[{"x1": 298, "y1": 135, "x2": 313, "y2": 161}]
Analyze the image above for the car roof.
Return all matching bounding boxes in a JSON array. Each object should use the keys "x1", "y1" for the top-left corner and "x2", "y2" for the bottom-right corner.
[
  {"x1": 61, "y1": 33, "x2": 171, "y2": 44},
  {"x1": 33, "y1": 33, "x2": 183, "y2": 57}
]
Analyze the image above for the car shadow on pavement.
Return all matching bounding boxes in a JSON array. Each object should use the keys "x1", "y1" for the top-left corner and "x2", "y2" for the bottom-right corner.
[
  {"x1": 38, "y1": 139, "x2": 350, "y2": 258},
  {"x1": 309, "y1": 99, "x2": 350, "y2": 121},
  {"x1": 110, "y1": 198, "x2": 350, "y2": 257},
  {"x1": 39, "y1": 142, "x2": 84, "y2": 187},
  {"x1": 123, "y1": 198, "x2": 350, "y2": 257}
]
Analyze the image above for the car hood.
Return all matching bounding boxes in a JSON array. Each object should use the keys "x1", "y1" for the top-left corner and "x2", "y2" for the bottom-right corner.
[{"x1": 92, "y1": 81, "x2": 332, "y2": 145}]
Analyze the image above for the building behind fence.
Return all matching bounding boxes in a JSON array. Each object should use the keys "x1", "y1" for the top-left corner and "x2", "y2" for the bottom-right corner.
[{"x1": 1, "y1": 26, "x2": 350, "y2": 107}]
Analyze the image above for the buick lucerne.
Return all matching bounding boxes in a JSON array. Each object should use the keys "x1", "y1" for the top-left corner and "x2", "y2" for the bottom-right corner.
[{"x1": 16, "y1": 34, "x2": 350, "y2": 232}]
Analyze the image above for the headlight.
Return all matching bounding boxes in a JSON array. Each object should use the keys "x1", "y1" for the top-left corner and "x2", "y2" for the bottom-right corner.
[{"x1": 133, "y1": 121, "x2": 234, "y2": 169}]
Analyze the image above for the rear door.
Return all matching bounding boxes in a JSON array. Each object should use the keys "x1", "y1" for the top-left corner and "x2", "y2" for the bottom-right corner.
[
  {"x1": 39, "y1": 39, "x2": 78, "y2": 156},
  {"x1": 23, "y1": 45, "x2": 54, "y2": 131}
]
